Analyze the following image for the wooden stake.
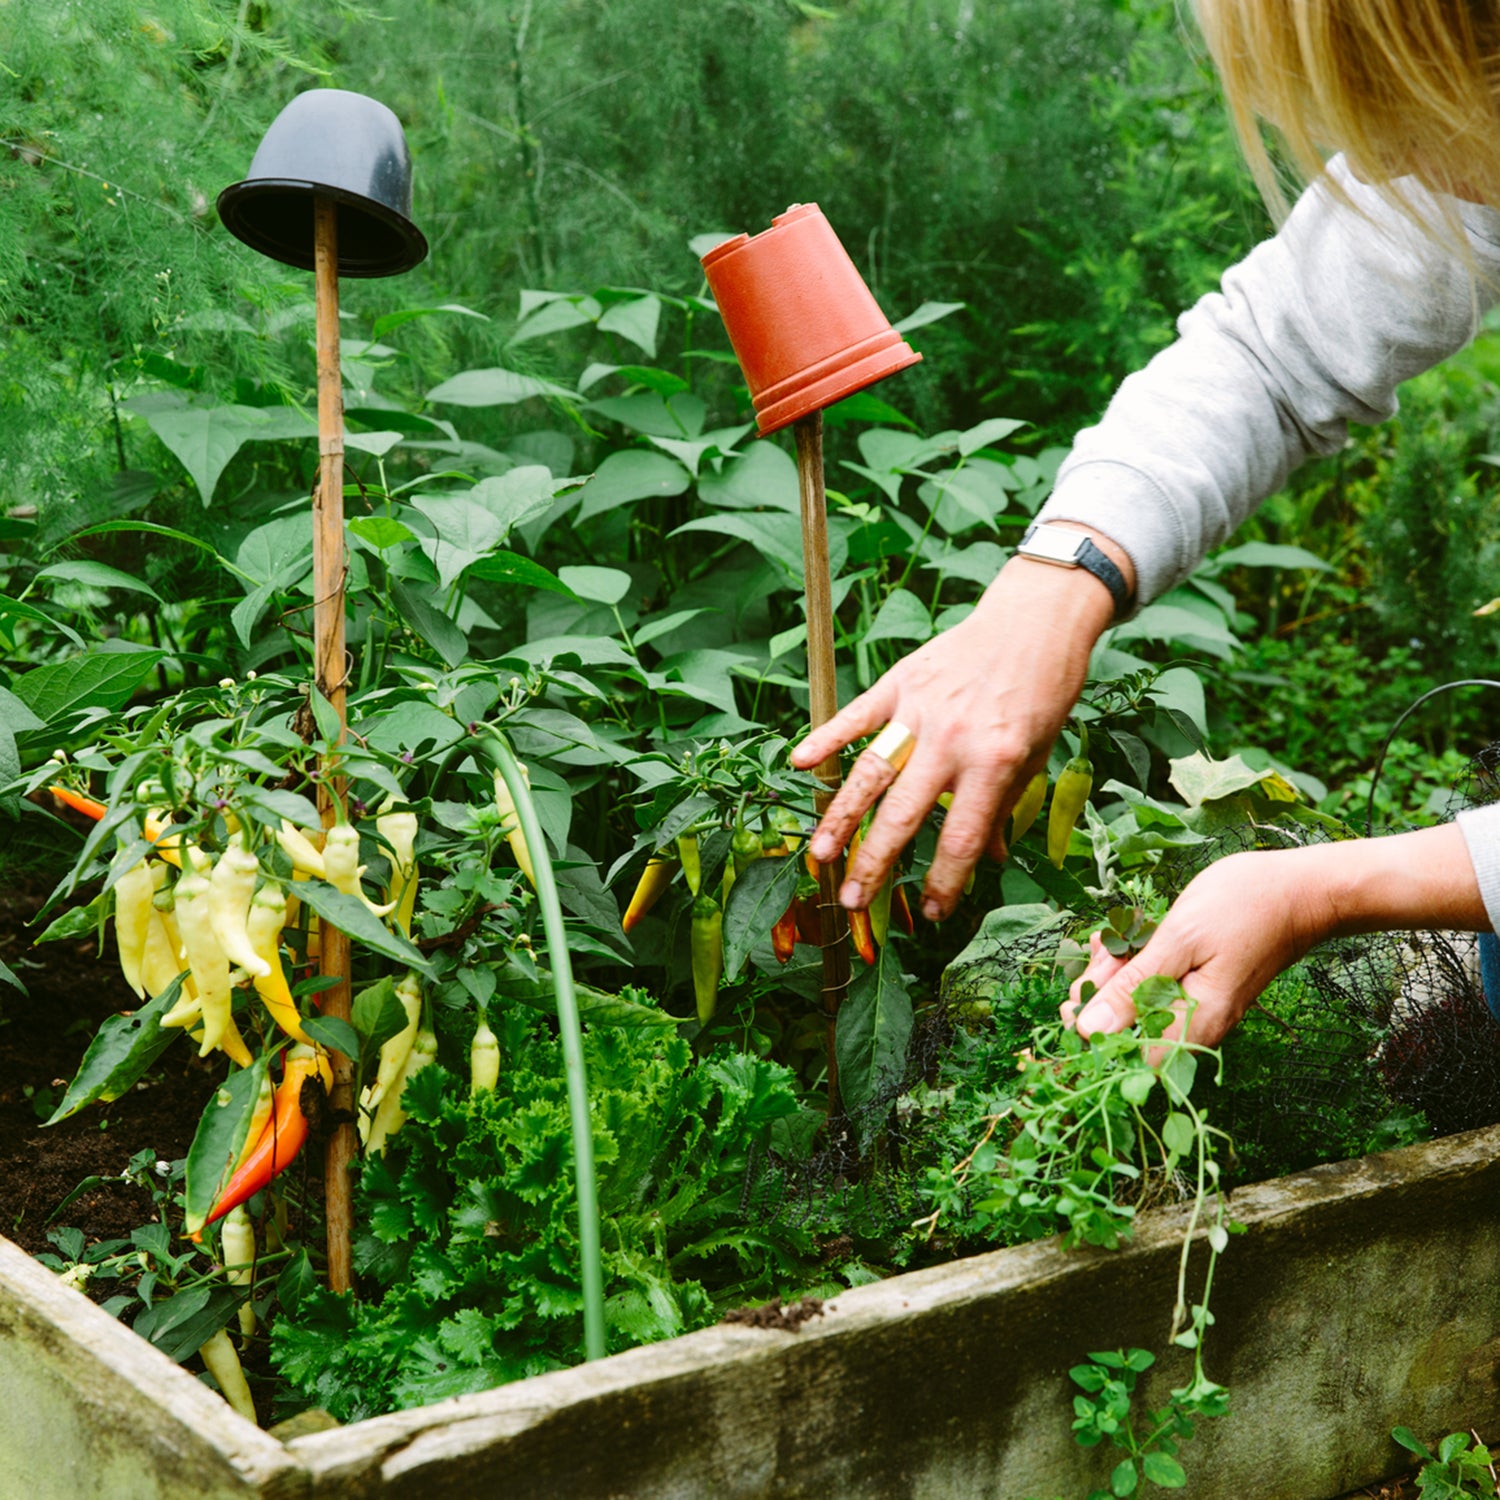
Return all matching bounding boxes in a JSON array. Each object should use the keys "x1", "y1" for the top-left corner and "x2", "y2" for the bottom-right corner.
[
  {"x1": 313, "y1": 196, "x2": 355, "y2": 1294},
  {"x1": 793, "y1": 412, "x2": 851, "y2": 1115}
]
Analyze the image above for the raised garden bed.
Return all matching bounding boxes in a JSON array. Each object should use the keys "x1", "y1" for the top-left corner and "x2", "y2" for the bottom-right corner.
[{"x1": 5, "y1": 1120, "x2": 1499, "y2": 1500}]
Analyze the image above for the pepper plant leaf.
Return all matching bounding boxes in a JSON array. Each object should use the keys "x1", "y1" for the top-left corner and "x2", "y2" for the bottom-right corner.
[
  {"x1": 722, "y1": 852, "x2": 802, "y2": 981},
  {"x1": 184, "y1": 1053, "x2": 270, "y2": 1233},
  {"x1": 46, "y1": 974, "x2": 187, "y2": 1123}
]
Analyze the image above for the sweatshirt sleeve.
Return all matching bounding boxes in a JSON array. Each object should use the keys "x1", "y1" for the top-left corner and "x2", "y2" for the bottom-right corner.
[
  {"x1": 1458, "y1": 806, "x2": 1500, "y2": 935},
  {"x1": 1036, "y1": 158, "x2": 1500, "y2": 607}
]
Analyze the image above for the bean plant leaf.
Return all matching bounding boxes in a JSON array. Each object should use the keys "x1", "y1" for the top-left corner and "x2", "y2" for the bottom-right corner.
[
  {"x1": 836, "y1": 947, "x2": 914, "y2": 1113},
  {"x1": 893, "y1": 299, "x2": 965, "y2": 334},
  {"x1": 559, "y1": 565, "x2": 633, "y2": 606},
  {"x1": 426, "y1": 367, "x2": 578, "y2": 406},
  {"x1": 292, "y1": 881, "x2": 436, "y2": 977},
  {"x1": 597, "y1": 294, "x2": 662, "y2": 356},
  {"x1": 34, "y1": 560, "x2": 162, "y2": 600},
  {"x1": 184, "y1": 1054, "x2": 270, "y2": 1232},
  {"x1": 574, "y1": 450, "x2": 690, "y2": 522},
  {"x1": 723, "y1": 853, "x2": 802, "y2": 980},
  {"x1": 863, "y1": 588, "x2": 933, "y2": 645},
  {"x1": 389, "y1": 579, "x2": 468, "y2": 668},
  {"x1": 46, "y1": 975, "x2": 186, "y2": 1123},
  {"x1": 467, "y1": 551, "x2": 574, "y2": 595}
]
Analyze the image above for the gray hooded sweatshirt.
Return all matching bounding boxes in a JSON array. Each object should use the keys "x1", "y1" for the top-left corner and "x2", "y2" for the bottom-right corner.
[{"x1": 1033, "y1": 156, "x2": 1500, "y2": 929}]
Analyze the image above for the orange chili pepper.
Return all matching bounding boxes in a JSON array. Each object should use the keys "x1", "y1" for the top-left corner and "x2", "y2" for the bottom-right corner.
[{"x1": 198, "y1": 1050, "x2": 330, "y2": 1235}]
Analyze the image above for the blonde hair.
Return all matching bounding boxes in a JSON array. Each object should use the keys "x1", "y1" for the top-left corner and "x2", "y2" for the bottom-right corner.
[{"x1": 1193, "y1": 0, "x2": 1500, "y2": 228}]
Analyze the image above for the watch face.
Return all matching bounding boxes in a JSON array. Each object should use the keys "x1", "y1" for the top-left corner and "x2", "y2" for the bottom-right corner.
[{"x1": 1019, "y1": 527, "x2": 1084, "y2": 565}]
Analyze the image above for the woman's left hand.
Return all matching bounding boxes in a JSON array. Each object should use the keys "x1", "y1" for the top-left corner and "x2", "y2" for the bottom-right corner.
[{"x1": 1060, "y1": 848, "x2": 1335, "y2": 1048}]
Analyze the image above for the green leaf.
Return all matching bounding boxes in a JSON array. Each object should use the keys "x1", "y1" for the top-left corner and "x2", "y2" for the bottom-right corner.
[
  {"x1": 389, "y1": 579, "x2": 468, "y2": 668},
  {"x1": 34, "y1": 560, "x2": 162, "y2": 600},
  {"x1": 835, "y1": 950, "x2": 914, "y2": 1113},
  {"x1": 863, "y1": 588, "x2": 933, "y2": 645},
  {"x1": 574, "y1": 450, "x2": 691, "y2": 523},
  {"x1": 1119, "y1": 1070, "x2": 1155, "y2": 1106},
  {"x1": 1392, "y1": 1427, "x2": 1431, "y2": 1459},
  {"x1": 1162, "y1": 1112, "x2": 1196, "y2": 1157},
  {"x1": 0, "y1": 686, "x2": 44, "y2": 735},
  {"x1": 426, "y1": 367, "x2": 578, "y2": 406},
  {"x1": 558, "y1": 565, "x2": 633, "y2": 606},
  {"x1": 1212, "y1": 540, "x2": 1330, "y2": 572},
  {"x1": 469, "y1": 467, "x2": 562, "y2": 535},
  {"x1": 1147, "y1": 667, "x2": 1208, "y2": 738},
  {"x1": 1167, "y1": 752, "x2": 1277, "y2": 808},
  {"x1": 1111, "y1": 1458, "x2": 1138, "y2": 1496},
  {"x1": 349, "y1": 515, "x2": 417, "y2": 550},
  {"x1": 277, "y1": 1248, "x2": 320, "y2": 1317},
  {"x1": 352, "y1": 976, "x2": 410, "y2": 1065},
  {"x1": 958, "y1": 416, "x2": 1026, "y2": 455},
  {"x1": 466, "y1": 550, "x2": 575, "y2": 596},
  {"x1": 13, "y1": 644, "x2": 165, "y2": 725},
  {"x1": 722, "y1": 853, "x2": 802, "y2": 980},
  {"x1": 184, "y1": 1056, "x2": 269, "y2": 1232},
  {"x1": 597, "y1": 295, "x2": 662, "y2": 357},
  {"x1": 292, "y1": 880, "x2": 435, "y2": 976},
  {"x1": 130, "y1": 401, "x2": 317, "y2": 506},
  {"x1": 409, "y1": 493, "x2": 506, "y2": 591},
  {"x1": 671, "y1": 512, "x2": 821, "y2": 582},
  {"x1": 46, "y1": 976, "x2": 186, "y2": 1123},
  {"x1": 309, "y1": 685, "x2": 342, "y2": 745},
  {"x1": 302, "y1": 1015, "x2": 360, "y2": 1061},
  {"x1": 1140, "y1": 1452, "x2": 1186, "y2": 1488},
  {"x1": 696, "y1": 441, "x2": 800, "y2": 513},
  {"x1": 134, "y1": 1287, "x2": 243, "y2": 1363},
  {"x1": 495, "y1": 969, "x2": 677, "y2": 1026}
]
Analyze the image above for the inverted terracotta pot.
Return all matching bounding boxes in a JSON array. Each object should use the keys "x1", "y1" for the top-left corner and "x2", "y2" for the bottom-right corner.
[{"x1": 702, "y1": 204, "x2": 920, "y2": 436}]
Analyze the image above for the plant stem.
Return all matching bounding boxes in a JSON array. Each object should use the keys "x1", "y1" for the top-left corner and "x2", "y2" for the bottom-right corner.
[{"x1": 488, "y1": 731, "x2": 605, "y2": 1361}]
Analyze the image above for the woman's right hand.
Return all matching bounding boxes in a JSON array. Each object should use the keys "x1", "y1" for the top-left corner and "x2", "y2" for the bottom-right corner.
[{"x1": 790, "y1": 534, "x2": 1131, "y2": 920}]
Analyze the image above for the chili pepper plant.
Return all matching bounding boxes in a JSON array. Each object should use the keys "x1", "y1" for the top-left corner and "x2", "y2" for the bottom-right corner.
[{"x1": 2, "y1": 276, "x2": 1354, "y2": 1461}]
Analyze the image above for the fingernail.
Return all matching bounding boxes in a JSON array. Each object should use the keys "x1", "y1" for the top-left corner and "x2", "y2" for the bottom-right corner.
[
  {"x1": 922, "y1": 898, "x2": 942, "y2": 922},
  {"x1": 1077, "y1": 1001, "x2": 1116, "y2": 1035},
  {"x1": 810, "y1": 837, "x2": 832, "y2": 862},
  {"x1": 840, "y1": 881, "x2": 864, "y2": 908}
]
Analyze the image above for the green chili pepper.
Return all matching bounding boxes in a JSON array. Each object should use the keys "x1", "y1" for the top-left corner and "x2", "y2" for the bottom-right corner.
[
  {"x1": 676, "y1": 833, "x2": 702, "y2": 898},
  {"x1": 1010, "y1": 770, "x2": 1048, "y2": 845},
  {"x1": 691, "y1": 894, "x2": 723, "y2": 1025},
  {"x1": 1047, "y1": 755, "x2": 1093, "y2": 868}
]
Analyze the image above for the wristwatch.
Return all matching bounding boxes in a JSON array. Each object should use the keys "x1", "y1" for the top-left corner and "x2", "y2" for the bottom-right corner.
[{"x1": 1017, "y1": 522, "x2": 1132, "y2": 620}]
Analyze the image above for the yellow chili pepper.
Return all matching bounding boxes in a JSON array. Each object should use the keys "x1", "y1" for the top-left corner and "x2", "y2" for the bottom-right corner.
[
  {"x1": 174, "y1": 855, "x2": 232, "y2": 1056},
  {"x1": 1011, "y1": 770, "x2": 1048, "y2": 845},
  {"x1": 622, "y1": 854, "x2": 676, "y2": 932},
  {"x1": 492, "y1": 766, "x2": 536, "y2": 886},
  {"x1": 359, "y1": 972, "x2": 422, "y2": 1138},
  {"x1": 114, "y1": 860, "x2": 156, "y2": 1000},
  {"x1": 470, "y1": 1014, "x2": 500, "y2": 1094},
  {"x1": 209, "y1": 843, "x2": 270, "y2": 979},
  {"x1": 276, "y1": 820, "x2": 326, "y2": 878},
  {"x1": 246, "y1": 883, "x2": 312, "y2": 1044},
  {"x1": 198, "y1": 1327, "x2": 256, "y2": 1424},
  {"x1": 220, "y1": 1205, "x2": 257, "y2": 1341},
  {"x1": 377, "y1": 805, "x2": 420, "y2": 937},
  {"x1": 365, "y1": 1026, "x2": 437, "y2": 1156},
  {"x1": 1047, "y1": 754, "x2": 1094, "y2": 868}
]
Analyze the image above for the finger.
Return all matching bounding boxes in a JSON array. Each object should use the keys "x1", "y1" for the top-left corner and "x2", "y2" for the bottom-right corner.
[
  {"x1": 920, "y1": 779, "x2": 1005, "y2": 919},
  {"x1": 1061, "y1": 940, "x2": 1132, "y2": 1027},
  {"x1": 789, "y1": 681, "x2": 897, "y2": 771},
  {"x1": 1073, "y1": 957, "x2": 1149, "y2": 1037},
  {"x1": 807, "y1": 745, "x2": 904, "y2": 868},
  {"x1": 839, "y1": 747, "x2": 950, "y2": 908}
]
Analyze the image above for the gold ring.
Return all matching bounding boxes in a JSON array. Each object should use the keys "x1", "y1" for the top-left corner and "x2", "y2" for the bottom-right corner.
[{"x1": 868, "y1": 720, "x2": 917, "y2": 773}]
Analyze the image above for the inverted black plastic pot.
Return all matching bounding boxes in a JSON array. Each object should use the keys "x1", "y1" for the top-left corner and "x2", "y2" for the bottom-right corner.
[{"x1": 217, "y1": 88, "x2": 427, "y2": 278}]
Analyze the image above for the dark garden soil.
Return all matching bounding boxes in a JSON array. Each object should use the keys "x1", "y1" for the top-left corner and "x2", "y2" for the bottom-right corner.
[{"x1": 0, "y1": 880, "x2": 214, "y2": 1258}]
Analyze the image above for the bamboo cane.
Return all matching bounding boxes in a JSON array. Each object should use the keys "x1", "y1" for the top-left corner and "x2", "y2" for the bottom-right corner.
[
  {"x1": 793, "y1": 411, "x2": 851, "y2": 1115},
  {"x1": 312, "y1": 197, "x2": 355, "y2": 1294}
]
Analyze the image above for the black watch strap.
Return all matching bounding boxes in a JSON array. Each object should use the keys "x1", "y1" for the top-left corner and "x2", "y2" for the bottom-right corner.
[{"x1": 1018, "y1": 523, "x2": 1132, "y2": 620}]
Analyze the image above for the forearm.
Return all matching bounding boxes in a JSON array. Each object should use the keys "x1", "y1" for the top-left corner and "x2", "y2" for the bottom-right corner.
[{"x1": 1302, "y1": 823, "x2": 1489, "y2": 940}]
